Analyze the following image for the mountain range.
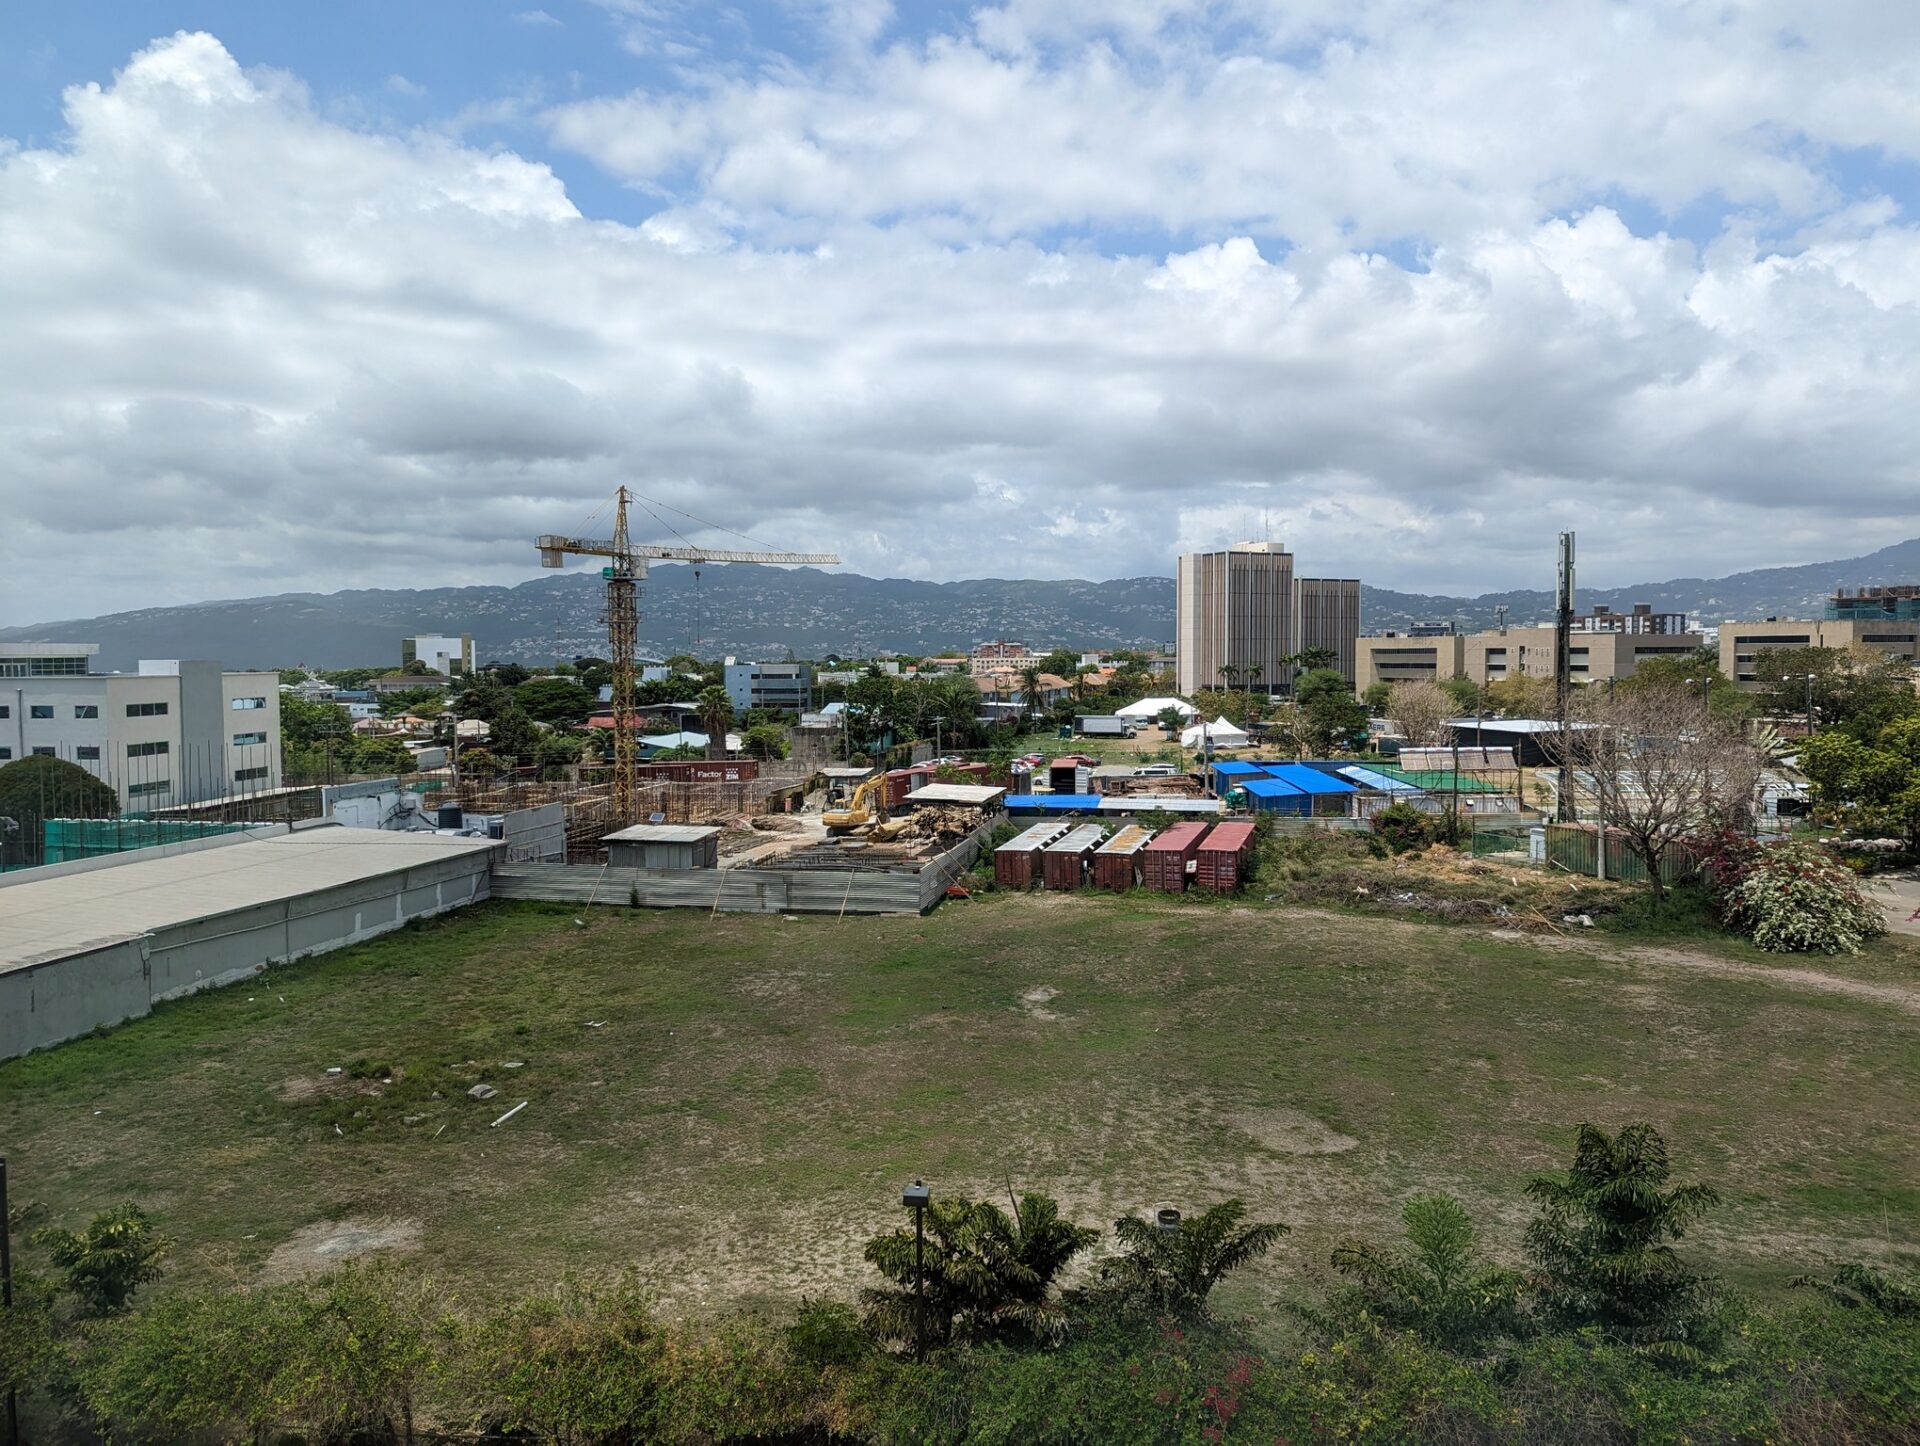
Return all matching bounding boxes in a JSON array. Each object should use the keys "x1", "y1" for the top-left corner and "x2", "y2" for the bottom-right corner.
[{"x1": 5, "y1": 537, "x2": 1917, "y2": 672}]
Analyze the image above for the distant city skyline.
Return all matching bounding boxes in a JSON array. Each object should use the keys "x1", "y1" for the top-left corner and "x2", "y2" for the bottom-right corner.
[{"x1": 4, "y1": 6, "x2": 1919, "y2": 620}]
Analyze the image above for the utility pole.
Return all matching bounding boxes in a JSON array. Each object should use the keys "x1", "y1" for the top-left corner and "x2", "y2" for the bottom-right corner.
[{"x1": 1554, "y1": 532, "x2": 1576, "y2": 823}]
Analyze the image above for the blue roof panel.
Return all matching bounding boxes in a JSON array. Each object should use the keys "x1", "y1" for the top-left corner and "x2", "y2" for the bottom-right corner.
[
  {"x1": 1211, "y1": 760, "x2": 1266, "y2": 776},
  {"x1": 1240, "y1": 776, "x2": 1305, "y2": 797},
  {"x1": 1338, "y1": 765, "x2": 1421, "y2": 794},
  {"x1": 1263, "y1": 763, "x2": 1356, "y2": 794}
]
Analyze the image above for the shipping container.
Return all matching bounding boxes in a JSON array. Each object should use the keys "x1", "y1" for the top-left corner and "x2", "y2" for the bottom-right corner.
[
  {"x1": 1041, "y1": 823, "x2": 1107, "y2": 890},
  {"x1": 994, "y1": 820, "x2": 1074, "y2": 888},
  {"x1": 1194, "y1": 821, "x2": 1258, "y2": 893},
  {"x1": 1090, "y1": 824, "x2": 1155, "y2": 891},
  {"x1": 1142, "y1": 822, "x2": 1210, "y2": 892}
]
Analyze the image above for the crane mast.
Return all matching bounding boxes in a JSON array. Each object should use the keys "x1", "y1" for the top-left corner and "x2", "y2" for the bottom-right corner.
[{"x1": 537, "y1": 488, "x2": 839, "y2": 819}]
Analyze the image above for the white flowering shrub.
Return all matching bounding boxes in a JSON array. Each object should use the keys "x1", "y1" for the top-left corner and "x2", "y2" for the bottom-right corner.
[{"x1": 1724, "y1": 841, "x2": 1887, "y2": 954}]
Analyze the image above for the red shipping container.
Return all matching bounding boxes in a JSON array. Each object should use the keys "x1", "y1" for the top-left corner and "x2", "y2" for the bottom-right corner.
[
  {"x1": 1041, "y1": 824, "x2": 1106, "y2": 890},
  {"x1": 994, "y1": 820, "x2": 1072, "y2": 888},
  {"x1": 1091, "y1": 824, "x2": 1154, "y2": 891},
  {"x1": 1142, "y1": 822, "x2": 1210, "y2": 892},
  {"x1": 1194, "y1": 820, "x2": 1257, "y2": 893}
]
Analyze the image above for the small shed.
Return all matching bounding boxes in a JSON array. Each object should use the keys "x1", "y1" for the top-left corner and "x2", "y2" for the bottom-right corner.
[
  {"x1": 994, "y1": 819, "x2": 1073, "y2": 887},
  {"x1": 1042, "y1": 824, "x2": 1107, "y2": 890},
  {"x1": 1091, "y1": 824, "x2": 1155, "y2": 892},
  {"x1": 1239, "y1": 776, "x2": 1309, "y2": 814},
  {"x1": 1142, "y1": 822, "x2": 1210, "y2": 891},
  {"x1": 603, "y1": 824, "x2": 721, "y2": 871},
  {"x1": 900, "y1": 782, "x2": 1008, "y2": 809},
  {"x1": 1195, "y1": 821, "x2": 1258, "y2": 893},
  {"x1": 819, "y1": 765, "x2": 875, "y2": 804},
  {"x1": 1262, "y1": 763, "x2": 1358, "y2": 817},
  {"x1": 1210, "y1": 759, "x2": 1265, "y2": 794}
]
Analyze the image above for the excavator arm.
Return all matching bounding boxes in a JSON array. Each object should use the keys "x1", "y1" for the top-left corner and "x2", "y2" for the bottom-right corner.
[{"x1": 823, "y1": 773, "x2": 888, "y2": 833}]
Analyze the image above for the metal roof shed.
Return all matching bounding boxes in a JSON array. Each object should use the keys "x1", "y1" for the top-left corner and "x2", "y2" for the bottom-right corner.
[
  {"x1": 1005, "y1": 794, "x2": 1104, "y2": 814},
  {"x1": 1338, "y1": 764, "x2": 1422, "y2": 794},
  {"x1": 901, "y1": 783, "x2": 1008, "y2": 808},
  {"x1": 603, "y1": 824, "x2": 721, "y2": 870},
  {"x1": 1239, "y1": 776, "x2": 1309, "y2": 814}
]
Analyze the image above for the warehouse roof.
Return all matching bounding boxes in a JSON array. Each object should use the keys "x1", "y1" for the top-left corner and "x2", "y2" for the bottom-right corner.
[{"x1": 0, "y1": 828, "x2": 498, "y2": 976}]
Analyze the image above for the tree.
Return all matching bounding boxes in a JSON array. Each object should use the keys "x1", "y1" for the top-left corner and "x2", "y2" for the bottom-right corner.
[
  {"x1": 1103, "y1": 1200, "x2": 1287, "y2": 1318},
  {"x1": 846, "y1": 669, "x2": 901, "y2": 751},
  {"x1": 1525, "y1": 1122, "x2": 1721, "y2": 1361},
  {"x1": 34, "y1": 1203, "x2": 169, "y2": 1315},
  {"x1": 1361, "y1": 681, "x2": 1393, "y2": 715},
  {"x1": 346, "y1": 737, "x2": 415, "y2": 776},
  {"x1": 1751, "y1": 644, "x2": 1920, "y2": 741},
  {"x1": 1290, "y1": 646, "x2": 1336, "y2": 673},
  {"x1": 1157, "y1": 706, "x2": 1188, "y2": 736},
  {"x1": 281, "y1": 694, "x2": 352, "y2": 748},
  {"x1": 452, "y1": 677, "x2": 537, "y2": 765},
  {"x1": 1247, "y1": 662, "x2": 1264, "y2": 698},
  {"x1": 1562, "y1": 682, "x2": 1763, "y2": 901},
  {"x1": 377, "y1": 687, "x2": 446, "y2": 720},
  {"x1": 0, "y1": 754, "x2": 118, "y2": 868},
  {"x1": 1016, "y1": 662, "x2": 1047, "y2": 724},
  {"x1": 1328, "y1": 1194, "x2": 1524, "y2": 1354},
  {"x1": 695, "y1": 685, "x2": 734, "y2": 760},
  {"x1": 531, "y1": 732, "x2": 585, "y2": 778},
  {"x1": 514, "y1": 676, "x2": 596, "y2": 726},
  {"x1": 741, "y1": 723, "x2": 790, "y2": 760},
  {"x1": 1386, "y1": 680, "x2": 1454, "y2": 747},
  {"x1": 1619, "y1": 649, "x2": 1751, "y2": 720},
  {"x1": 1296, "y1": 669, "x2": 1368, "y2": 753},
  {"x1": 1483, "y1": 673, "x2": 1555, "y2": 718},
  {"x1": 1800, "y1": 717, "x2": 1920, "y2": 846},
  {"x1": 481, "y1": 661, "x2": 532, "y2": 686},
  {"x1": 863, "y1": 1192, "x2": 1099, "y2": 1350}
]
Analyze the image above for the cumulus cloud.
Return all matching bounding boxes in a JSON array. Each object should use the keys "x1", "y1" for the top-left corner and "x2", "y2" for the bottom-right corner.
[{"x1": 1, "y1": 20, "x2": 1918, "y2": 623}]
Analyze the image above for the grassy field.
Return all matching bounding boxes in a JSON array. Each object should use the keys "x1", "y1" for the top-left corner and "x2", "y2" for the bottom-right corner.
[{"x1": 2, "y1": 892, "x2": 1916, "y2": 1327}]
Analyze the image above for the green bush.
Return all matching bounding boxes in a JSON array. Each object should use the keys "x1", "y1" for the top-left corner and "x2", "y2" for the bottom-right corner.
[
  {"x1": 1722, "y1": 840, "x2": 1887, "y2": 954},
  {"x1": 33, "y1": 1203, "x2": 169, "y2": 1316},
  {"x1": 1371, "y1": 800, "x2": 1434, "y2": 854}
]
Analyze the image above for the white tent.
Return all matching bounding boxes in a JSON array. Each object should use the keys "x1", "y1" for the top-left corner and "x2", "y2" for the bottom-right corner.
[
  {"x1": 1116, "y1": 696, "x2": 1198, "y2": 721},
  {"x1": 1181, "y1": 716, "x2": 1250, "y2": 749}
]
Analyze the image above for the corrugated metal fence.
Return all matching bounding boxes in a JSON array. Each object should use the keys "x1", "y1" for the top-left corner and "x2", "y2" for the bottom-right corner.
[{"x1": 1545, "y1": 824, "x2": 1701, "y2": 884}]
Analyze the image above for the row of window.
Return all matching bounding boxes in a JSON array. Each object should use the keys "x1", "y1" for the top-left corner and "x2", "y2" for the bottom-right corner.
[
  {"x1": 127, "y1": 741, "x2": 169, "y2": 758},
  {"x1": 235, "y1": 766, "x2": 270, "y2": 782},
  {"x1": 127, "y1": 780, "x2": 171, "y2": 797},
  {"x1": 12, "y1": 703, "x2": 102, "y2": 720},
  {"x1": 232, "y1": 731, "x2": 268, "y2": 747},
  {"x1": 127, "y1": 701, "x2": 169, "y2": 717},
  {"x1": 231, "y1": 696, "x2": 268, "y2": 710}
]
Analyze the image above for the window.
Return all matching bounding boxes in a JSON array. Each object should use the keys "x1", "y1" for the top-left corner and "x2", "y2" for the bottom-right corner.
[
  {"x1": 127, "y1": 741, "x2": 170, "y2": 758},
  {"x1": 0, "y1": 655, "x2": 88, "y2": 677},
  {"x1": 234, "y1": 765, "x2": 270, "y2": 783},
  {"x1": 0, "y1": 705, "x2": 8, "y2": 718},
  {"x1": 126, "y1": 780, "x2": 171, "y2": 797},
  {"x1": 77, "y1": 745, "x2": 101, "y2": 761},
  {"x1": 74, "y1": 703, "x2": 98, "y2": 719},
  {"x1": 1735, "y1": 634, "x2": 1812, "y2": 646},
  {"x1": 230, "y1": 696, "x2": 268, "y2": 710},
  {"x1": 32, "y1": 746, "x2": 55, "y2": 757},
  {"x1": 0, "y1": 747, "x2": 10, "y2": 760},
  {"x1": 126, "y1": 701, "x2": 169, "y2": 718},
  {"x1": 29, "y1": 705, "x2": 53, "y2": 719},
  {"x1": 231, "y1": 731, "x2": 268, "y2": 747}
]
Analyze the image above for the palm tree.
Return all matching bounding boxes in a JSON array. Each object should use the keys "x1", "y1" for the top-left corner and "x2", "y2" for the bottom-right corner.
[
  {"x1": 1104, "y1": 1199, "x2": 1287, "y2": 1317},
  {"x1": 1328, "y1": 1194, "x2": 1523, "y2": 1354},
  {"x1": 1525, "y1": 1122, "x2": 1721, "y2": 1360},
  {"x1": 694, "y1": 684, "x2": 734, "y2": 761},
  {"x1": 1218, "y1": 663, "x2": 1239, "y2": 693},
  {"x1": 1247, "y1": 663, "x2": 1264, "y2": 705},
  {"x1": 1016, "y1": 662, "x2": 1046, "y2": 726}
]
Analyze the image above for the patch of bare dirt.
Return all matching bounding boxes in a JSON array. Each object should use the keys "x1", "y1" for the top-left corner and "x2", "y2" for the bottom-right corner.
[
  {"x1": 1232, "y1": 1108, "x2": 1358, "y2": 1156},
  {"x1": 1020, "y1": 985, "x2": 1062, "y2": 1021},
  {"x1": 275, "y1": 1069, "x2": 400, "y2": 1103},
  {"x1": 262, "y1": 1217, "x2": 422, "y2": 1281}
]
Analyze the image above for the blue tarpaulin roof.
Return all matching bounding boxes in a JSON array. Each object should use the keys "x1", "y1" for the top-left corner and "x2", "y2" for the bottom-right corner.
[
  {"x1": 1240, "y1": 776, "x2": 1306, "y2": 797},
  {"x1": 1262, "y1": 763, "x2": 1356, "y2": 794},
  {"x1": 1338, "y1": 765, "x2": 1421, "y2": 794},
  {"x1": 1005, "y1": 794, "x2": 1103, "y2": 812},
  {"x1": 1210, "y1": 760, "x2": 1266, "y2": 776}
]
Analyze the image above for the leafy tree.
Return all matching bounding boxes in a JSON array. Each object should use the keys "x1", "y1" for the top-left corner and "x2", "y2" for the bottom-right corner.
[
  {"x1": 1619, "y1": 649, "x2": 1751, "y2": 720},
  {"x1": 1157, "y1": 706, "x2": 1188, "y2": 736},
  {"x1": 1296, "y1": 669, "x2": 1368, "y2": 753},
  {"x1": 1751, "y1": 644, "x2": 1919, "y2": 742},
  {"x1": 318, "y1": 667, "x2": 381, "y2": 690},
  {"x1": 1371, "y1": 800, "x2": 1434, "y2": 854},
  {"x1": 572, "y1": 655, "x2": 614, "y2": 693},
  {"x1": 1036, "y1": 649, "x2": 1079, "y2": 679},
  {"x1": 1799, "y1": 723, "x2": 1920, "y2": 848},
  {"x1": 696, "y1": 685, "x2": 734, "y2": 760},
  {"x1": 400, "y1": 659, "x2": 435, "y2": 676},
  {"x1": 481, "y1": 661, "x2": 532, "y2": 686},
  {"x1": 1328, "y1": 1194, "x2": 1524, "y2": 1354},
  {"x1": 452, "y1": 677, "x2": 538, "y2": 764},
  {"x1": 532, "y1": 731, "x2": 585, "y2": 777},
  {"x1": 1483, "y1": 672, "x2": 1556, "y2": 718},
  {"x1": 651, "y1": 744, "x2": 705, "y2": 762},
  {"x1": 741, "y1": 722, "x2": 790, "y2": 760},
  {"x1": 845, "y1": 669, "x2": 901, "y2": 750},
  {"x1": 863, "y1": 1193, "x2": 1099, "y2": 1350},
  {"x1": 346, "y1": 736, "x2": 416, "y2": 776},
  {"x1": 377, "y1": 686, "x2": 447, "y2": 719},
  {"x1": 34, "y1": 1203, "x2": 170, "y2": 1315},
  {"x1": 515, "y1": 676, "x2": 596, "y2": 726},
  {"x1": 281, "y1": 693, "x2": 352, "y2": 748},
  {"x1": 0, "y1": 754, "x2": 118, "y2": 868},
  {"x1": 1525, "y1": 1123, "x2": 1722, "y2": 1361},
  {"x1": 1438, "y1": 676, "x2": 1486, "y2": 715},
  {"x1": 1103, "y1": 1199, "x2": 1288, "y2": 1318},
  {"x1": 1361, "y1": 681, "x2": 1394, "y2": 714}
]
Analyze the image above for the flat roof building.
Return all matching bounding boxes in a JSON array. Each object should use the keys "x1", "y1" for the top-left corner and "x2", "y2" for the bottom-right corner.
[
  {"x1": 1175, "y1": 543, "x2": 1361, "y2": 695},
  {"x1": 1717, "y1": 617, "x2": 1920, "y2": 690},
  {"x1": 402, "y1": 633, "x2": 474, "y2": 677},
  {"x1": 723, "y1": 660, "x2": 812, "y2": 714},
  {"x1": 1, "y1": 646, "x2": 282, "y2": 812},
  {"x1": 1354, "y1": 604, "x2": 1705, "y2": 695}
]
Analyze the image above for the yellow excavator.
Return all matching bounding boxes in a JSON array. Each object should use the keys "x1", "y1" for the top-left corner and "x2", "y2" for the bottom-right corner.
[{"x1": 824, "y1": 773, "x2": 906, "y2": 838}]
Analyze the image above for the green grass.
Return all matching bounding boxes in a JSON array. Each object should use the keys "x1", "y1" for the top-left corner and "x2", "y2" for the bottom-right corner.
[{"x1": 2, "y1": 895, "x2": 1915, "y2": 1321}]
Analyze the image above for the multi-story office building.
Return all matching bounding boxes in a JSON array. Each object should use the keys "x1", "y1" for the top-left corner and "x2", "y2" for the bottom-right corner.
[
  {"x1": 969, "y1": 641, "x2": 1035, "y2": 677},
  {"x1": 1175, "y1": 543, "x2": 1362, "y2": 694},
  {"x1": 723, "y1": 660, "x2": 813, "y2": 714},
  {"x1": 401, "y1": 633, "x2": 474, "y2": 676},
  {"x1": 1718, "y1": 614, "x2": 1920, "y2": 690},
  {"x1": 0, "y1": 644, "x2": 282, "y2": 808},
  {"x1": 1354, "y1": 604, "x2": 1704, "y2": 694}
]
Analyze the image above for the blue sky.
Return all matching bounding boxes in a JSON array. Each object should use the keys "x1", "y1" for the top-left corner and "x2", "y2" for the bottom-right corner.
[{"x1": 2, "y1": 2, "x2": 1919, "y2": 618}]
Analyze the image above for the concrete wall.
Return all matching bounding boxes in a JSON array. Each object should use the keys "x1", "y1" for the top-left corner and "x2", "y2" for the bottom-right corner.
[{"x1": 0, "y1": 848, "x2": 495, "y2": 1060}]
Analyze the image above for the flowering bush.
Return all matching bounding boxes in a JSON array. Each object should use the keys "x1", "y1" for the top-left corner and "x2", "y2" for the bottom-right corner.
[{"x1": 1719, "y1": 840, "x2": 1886, "y2": 954}]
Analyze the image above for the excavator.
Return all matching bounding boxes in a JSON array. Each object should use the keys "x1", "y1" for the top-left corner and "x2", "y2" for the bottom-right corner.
[{"x1": 823, "y1": 774, "x2": 908, "y2": 839}]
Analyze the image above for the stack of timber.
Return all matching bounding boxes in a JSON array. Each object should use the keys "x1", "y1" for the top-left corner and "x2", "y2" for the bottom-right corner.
[
  {"x1": 1041, "y1": 824, "x2": 1107, "y2": 890},
  {"x1": 1142, "y1": 822, "x2": 1210, "y2": 892},
  {"x1": 1090, "y1": 824, "x2": 1155, "y2": 892},
  {"x1": 994, "y1": 820, "x2": 1073, "y2": 888},
  {"x1": 1194, "y1": 821, "x2": 1258, "y2": 893}
]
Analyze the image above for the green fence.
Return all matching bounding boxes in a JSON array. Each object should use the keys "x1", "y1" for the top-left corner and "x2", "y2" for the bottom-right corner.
[
  {"x1": 42, "y1": 816, "x2": 253, "y2": 864},
  {"x1": 1544, "y1": 824, "x2": 1699, "y2": 884}
]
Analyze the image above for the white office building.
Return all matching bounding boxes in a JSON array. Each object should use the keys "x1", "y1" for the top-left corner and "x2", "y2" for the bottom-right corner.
[
  {"x1": 1, "y1": 644, "x2": 282, "y2": 809},
  {"x1": 723, "y1": 660, "x2": 812, "y2": 713},
  {"x1": 401, "y1": 633, "x2": 474, "y2": 676}
]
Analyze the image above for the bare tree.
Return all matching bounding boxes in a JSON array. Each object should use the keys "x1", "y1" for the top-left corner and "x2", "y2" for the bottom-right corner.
[
  {"x1": 1387, "y1": 680, "x2": 1455, "y2": 748},
  {"x1": 1563, "y1": 683, "x2": 1763, "y2": 900}
]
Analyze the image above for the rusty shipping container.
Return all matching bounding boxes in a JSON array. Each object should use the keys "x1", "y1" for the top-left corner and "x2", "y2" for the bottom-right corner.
[
  {"x1": 1194, "y1": 820, "x2": 1258, "y2": 893},
  {"x1": 1142, "y1": 822, "x2": 1210, "y2": 892},
  {"x1": 1090, "y1": 824, "x2": 1155, "y2": 891},
  {"x1": 1041, "y1": 823, "x2": 1107, "y2": 890},
  {"x1": 994, "y1": 820, "x2": 1074, "y2": 888},
  {"x1": 633, "y1": 760, "x2": 760, "y2": 784}
]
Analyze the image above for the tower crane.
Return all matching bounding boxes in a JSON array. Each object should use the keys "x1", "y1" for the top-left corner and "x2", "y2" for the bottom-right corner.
[{"x1": 538, "y1": 486, "x2": 839, "y2": 818}]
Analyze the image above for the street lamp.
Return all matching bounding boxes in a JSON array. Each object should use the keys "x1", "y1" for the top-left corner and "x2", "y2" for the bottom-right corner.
[
  {"x1": 931, "y1": 716, "x2": 945, "y2": 760},
  {"x1": 1804, "y1": 672, "x2": 1817, "y2": 737},
  {"x1": 902, "y1": 1179, "x2": 931, "y2": 1354}
]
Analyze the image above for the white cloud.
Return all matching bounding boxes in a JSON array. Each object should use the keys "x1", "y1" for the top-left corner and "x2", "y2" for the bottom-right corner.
[
  {"x1": 1, "y1": 26, "x2": 1919, "y2": 625},
  {"x1": 514, "y1": 9, "x2": 563, "y2": 25}
]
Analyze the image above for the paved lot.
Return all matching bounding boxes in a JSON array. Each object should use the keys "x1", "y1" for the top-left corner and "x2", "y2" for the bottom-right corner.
[{"x1": 1870, "y1": 870, "x2": 1920, "y2": 936}]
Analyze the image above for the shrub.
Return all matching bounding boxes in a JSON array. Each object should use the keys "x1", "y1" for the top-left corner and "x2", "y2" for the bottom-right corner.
[
  {"x1": 33, "y1": 1203, "x2": 169, "y2": 1315},
  {"x1": 1371, "y1": 801, "x2": 1433, "y2": 854},
  {"x1": 1325, "y1": 1193, "x2": 1525, "y2": 1355},
  {"x1": 1720, "y1": 839, "x2": 1886, "y2": 954},
  {"x1": 1102, "y1": 1199, "x2": 1287, "y2": 1319}
]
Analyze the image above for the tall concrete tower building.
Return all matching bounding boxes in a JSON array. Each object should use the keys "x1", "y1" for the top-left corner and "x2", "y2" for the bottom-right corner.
[{"x1": 1176, "y1": 543, "x2": 1360, "y2": 696}]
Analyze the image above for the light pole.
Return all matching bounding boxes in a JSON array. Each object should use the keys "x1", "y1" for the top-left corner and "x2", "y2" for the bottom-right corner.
[
  {"x1": 902, "y1": 1179, "x2": 931, "y2": 1355},
  {"x1": 932, "y1": 716, "x2": 945, "y2": 761},
  {"x1": 1804, "y1": 672, "x2": 1816, "y2": 736}
]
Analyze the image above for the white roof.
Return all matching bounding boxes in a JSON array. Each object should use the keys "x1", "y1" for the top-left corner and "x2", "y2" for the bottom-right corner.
[
  {"x1": 0, "y1": 828, "x2": 498, "y2": 976},
  {"x1": 603, "y1": 824, "x2": 721, "y2": 844},
  {"x1": 1181, "y1": 717, "x2": 1250, "y2": 747},
  {"x1": 1116, "y1": 696, "x2": 1197, "y2": 719},
  {"x1": 901, "y1": 783, "x2": 1007, "y2": 806}
]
